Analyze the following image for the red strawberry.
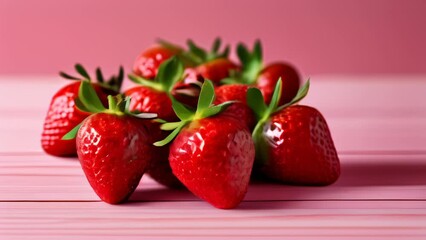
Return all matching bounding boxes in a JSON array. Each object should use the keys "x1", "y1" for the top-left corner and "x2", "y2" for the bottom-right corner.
[
  {"x1": 63, "y1": 82, "x2": 157, "y2": 204},
  {"x1": 155, "y1": 80, "x2": 255, "y2": 209},
  {"x1": 127, "y1": 57, "x2": 185, "y2": 187},
  {"x1": 124, "y1": 87, "x2": 175, "y2": 121},
  {"x1": 163, "y1": 38, "x2": 237, "y2": 86},
  {"x1": 147, "y1": 126, "x2": 184, "y2": 188},
  {"x1": 248, "y1": 79, "x2": 340, "y2": 185},
  {"x1": 132, "y1": 44, "x2": 181, "y2": 79},
  {"x1": 225, "y1": 40, "x2": 300, "y2": 105},
  {"x1": 257, "y1": 62, "x2": 300, "y2": 105},
  {"x1": 41, "y1": 64, "x2": 123, "y2": 157},
  {"x1": 182, "y1": 58, "x2": 239, "y2": 86},
  {"x1": 262, "y1": 105, "x2": 340, "y2": 185},
  {"x1": 127, "y1": 57, "x2": 184, "y2": 121},
  {"x1": 196, "y1": 58, "x2": 239, "y2": 84},
  {"x1": 214, "y1": 84, "x2": 256, "y2": 131}
]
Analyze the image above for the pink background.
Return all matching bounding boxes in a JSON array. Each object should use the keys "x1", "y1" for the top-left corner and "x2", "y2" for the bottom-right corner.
[{"x1": 0, "y1": 0, "x2": 425, "y2": 76}]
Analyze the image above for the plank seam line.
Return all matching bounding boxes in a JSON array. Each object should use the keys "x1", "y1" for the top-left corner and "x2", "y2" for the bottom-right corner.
[
  {"x1": 0, "y1": 199, "x2": 425, "y2": 203},
  {"x1": 2, "y1": 150, "x2": 426, "y2": 156}
]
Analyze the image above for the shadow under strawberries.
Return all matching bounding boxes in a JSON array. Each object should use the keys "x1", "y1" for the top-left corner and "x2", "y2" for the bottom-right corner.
[{"x1": 129, "y1": 186, "x2": 196, "y2": 202}]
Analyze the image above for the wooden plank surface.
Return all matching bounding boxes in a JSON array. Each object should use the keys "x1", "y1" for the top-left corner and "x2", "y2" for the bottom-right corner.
[
  {"x1": 0, "y1": 76, "x2": 425, "y2": 239},
  {"x1": 1, "y1": 154, "x2": 425, "y2": 202},
  {"x1": 1, "y1": 201, "x2": 425, "y2": 240}
]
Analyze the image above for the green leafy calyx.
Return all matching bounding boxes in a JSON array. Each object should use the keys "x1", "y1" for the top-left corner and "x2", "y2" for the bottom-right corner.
[
  {"x1": 62, "y1": 81, "x2": 157, "y2": 140},
  {"x1": 221, "y1": 40, "x2": 263, "y2": 85},
  {"x1": 153, "y1": 79, "x2": 233, "y2": 147},
  {"x1": 60, "y1": 63, "x2": 124, "y2": 92},
  {"x1": 129, "y1": 56, "x2": 184, "y2": 94},
  {"x1": 157, "y1": 37, "x2": 230, "y2": 67},
  {"x1": 247, "y1": 78, "x2": 310, "y2": 163}
]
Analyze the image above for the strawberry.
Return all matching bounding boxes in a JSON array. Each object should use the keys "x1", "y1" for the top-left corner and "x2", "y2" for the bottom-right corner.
[
  {"x1": 257, "y1": 62, "x2": 300, "y2": 106},
  {"x1": 247, "y1": 79, "x2": 340, "y2": 185},
  {"x1": 214, "y1": 84, "x2": 256, "y2": 131},
  {"x1": 63, "y1": 81, "x2": 157, "y2": 204},
  {"x1": 127, "y1": 57, "x2": 185, "y2": 188},
  {"x1": 162, "y1": 38, "x2": 238, "y2": 86},
  {"x1": 127, "y1": 57, "x2": 184, "y2": 121},
  {"x1": 41, "y1": 64, "x2": 123, "y2": 157},
  {"x1": 223, "y1": 40, "x2": 300, "y2": 105},
  {"x1": 155, "y1": 80, "x2": 255, "y2": 209},
  {"x1": 132, "y1": 44, "x2": 181, "y2": 79},
  {"x1": 196, "y1": 58, "x2": 239, "y2": 84}
]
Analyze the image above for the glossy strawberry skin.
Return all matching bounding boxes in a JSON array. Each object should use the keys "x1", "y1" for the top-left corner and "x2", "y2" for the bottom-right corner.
[
  {"x1": 214, "y1": 84, "x2": 256, "y2": 131},
  {"x1": 169, "y1": 116, "x2": 255, "y2": 209},
  {"x1": 196, "y1": 58, "x2": 239, "y2": 84},
  {"x1": 260, "y1": 105, "x2": 340, "y2": 185},
  {"x1": 41, "y1": 82, "x2": 112, "y2": 157},
  {"x1": 133, "y1": 45, "x2": 178, "y2": 79},
  {"x1": 124, "y1": 86, "x2": 177, "y2": 122},
  {"x1": 76, "y1": 113, "x2": 155, "y2": 204},
  {"x1": 257, "y1": 62, "x2": 300, "y2": 105}
]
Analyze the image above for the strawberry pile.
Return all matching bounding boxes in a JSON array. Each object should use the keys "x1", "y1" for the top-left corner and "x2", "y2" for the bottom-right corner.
[{"x1": 41, "y1": 39, "x2": 340, "y2": 209}]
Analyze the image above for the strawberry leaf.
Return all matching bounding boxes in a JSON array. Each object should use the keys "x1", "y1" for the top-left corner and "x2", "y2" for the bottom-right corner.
[
  {"x1": 236, "y1": 40, "x2": 263, "y2": 84},
  {"x1": 247, "y1": 87, "x2": 267, "y2": 120},
  {"x1": 112, "y1": 66, "x2": 124, "y2": 92},
  {"x1": 59, "y1": 72, "x2": 80, "y2": 80},
  {"x1": 237, "y1": 44, "x2": 251, "y2": 66},
  {"x1": 187, "y1": 39, "x2": 207, "y2": 62},
  {"x1": 208, "y1": 37, "x2": 230, "y2": 60},
  {"x1": 156, "y1": 56, "x2": 184, "y2": 93},
  {"x1": 253, "y1": 40, "x2": 262, "y2": 63},
  {"x1": 61, "y1": 123, "x2": 82, "y2": 140},
  {"x1": 74, "y1": 97, "x2": 91, "y2": 113},
  {"x1": 160, "y1": 121, "x2": 183, "y2": 131},
  {"x1": 128, "y1": 74, "x2": 163, "y2": 92},
  {"x1": 211, "y1": 37, "x2": 221, "y2": 53},
  {"x1": 199, "y1": 101, "x2": 234, "y2": 119},
  {"x1": 266, "y1": 78, "x2": 282, "y2": 115},
  {"x1": 154, "y1": 118, "x2": 167, "y2": 123},
  {"x1": 154, "y1": 125, "x2": 184, "y2": 147},
  {"x1": 276, "y1": 78, "x2": 310, "y2": 112},
  {"x1": 75, "y1": 64, "x2": 91, "y2": 80},
  {"x1": 172, "y1": 98, "x2": 194, "y2": 121},
  {"x1": 219, "y1": 45, "x2": 230, "y2": 58},
  {"x1": 157, "y1": 38, "x2": 199, "y2": 66},
  {"x1": 196, "y1": 79, "x2": 215, "y2": 112},
  {"x1": 96, "y1": 68, "x2": 104, "y2": 83},
  {"x1": 154, "y1": 79, "x2": 233, "y2": 147},
  {"x1": 79, "y1": 81, "x2": 107, "y2": 113}
]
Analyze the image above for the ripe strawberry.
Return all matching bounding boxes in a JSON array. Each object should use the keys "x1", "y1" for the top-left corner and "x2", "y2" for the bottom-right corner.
[
  {"x1": 214, "y1": 84, "x2": 256, "y2": 131},
  {"x1": 162, "y1": 38, "x2": 238, "y2": 86},
  {"x1": 127, "y1": 57, "x2": 185, "y2": 188},
  {"x1": 224, "y1": 40, "x2": 300, "y2": 105},
  {"x1": 41, "y1": 64, "x2": 123, "y2": 157},
  {"x1": 127, "y1": 57, "x2": 184, "y2": 121},
  {"x1": 63, "y1": 82, "x2": 157, "y2": 204},
  {"x1": 155, "y1": 80, "x2": 255, "y2": 209},
  {"x1": 257, "y1": 62, "x2": 300, "y2": 105},
  {"x1": 196, "y1": 58, "x2": 239, "y2": 84},
  {"x1": 132, "y1": 44, "x2": 181, "y2": 79},
  {"x1": 247, "y1": 79, "x2": 340, "y2": 185}
]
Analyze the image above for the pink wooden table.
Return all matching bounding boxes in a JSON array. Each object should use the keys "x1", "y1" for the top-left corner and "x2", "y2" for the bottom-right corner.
[{"x1": 1, "y1": 76, "x2": 425, "y2": 239}]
